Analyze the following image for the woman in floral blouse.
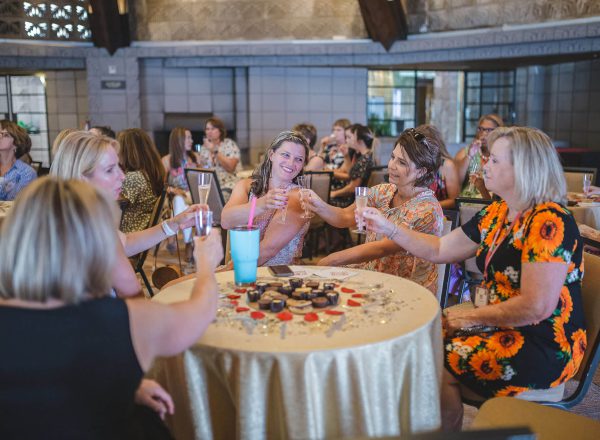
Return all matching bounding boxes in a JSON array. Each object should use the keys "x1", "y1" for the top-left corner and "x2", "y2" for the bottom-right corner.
[
  {"x1": 198, "y1": 117, "x2": 241, "y2": 201},
  {"x1": 362, "y1": 126, "x2": 586, "y2": 431},
  {"x1": 307, "y1": 127, "x2": 444, "y2": 292}
]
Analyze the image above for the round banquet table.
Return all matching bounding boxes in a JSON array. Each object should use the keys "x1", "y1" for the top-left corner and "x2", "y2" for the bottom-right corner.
[
  {"x1": 570, "y1": 204, "x2": 600, "y2": 229},
  {"x1": 150, "y1": 266, "x2": 443, "y2": 440}
]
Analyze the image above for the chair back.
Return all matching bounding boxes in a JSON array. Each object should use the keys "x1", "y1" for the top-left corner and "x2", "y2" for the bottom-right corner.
[
  {"x1": 563, "y1": 167, "x2": 597, "y2": 193},
  {"x1": 455, "y1": 197, "x2": 493, "y2": 277},
  {"x1": 437, "y1": 209, "x2": 459, "y2": 308},
  {"x1": 304, "y1": 171, "x2": 332, "y2": 204},
  {"x1": 367, "y1": 166, "x2": 388, "y2": 188},
  {"x1": 574, "y1": 251, "x2": 600, "y2": 383},
  {"x1": 185, "y1": 168, "x2": 225, "y2": 226},
  {"x1": 30, "y1": 161, "x2": 42, "y2": 176}
]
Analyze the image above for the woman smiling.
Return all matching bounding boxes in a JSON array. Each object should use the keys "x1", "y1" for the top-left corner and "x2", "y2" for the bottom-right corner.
[{"x1": 221, "y1": 131, "x2": 309, "y2": 265}]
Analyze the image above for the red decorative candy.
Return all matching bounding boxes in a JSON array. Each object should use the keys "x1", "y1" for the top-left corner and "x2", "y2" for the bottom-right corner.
[
  {"x1": 341, "y1": 287, "x2": 355, "y2": 293},
  {"x1": 235, "y1": 307, "x2": 250, "y2": 313},
  {"x1": 227, "y1": 294, "x2": 241, "y2": 299},
  {"x1": 351, "y1": 293, "x2": 364, "y2": 298},
  {"x1": 250, "y1": 311, "x2": 265, "y2": 320},
  {"x1": 325, "y1": 310, "x2": 344, "y2": 316},
  {"x1": 347, "y1": 299, "x2": 362, "y2": 307},
  {"x1": 276, "y1": 311, "x2": 293, "y2": 321},
  {"x1": 230, "y1": 300, "x2": 239, "y2": 306},
  {"x1": 304, "y1": 313, "x2": 319, "y2": 322},
  {"x1": 234, "y1": 288, "x2": 247, "y2": 293}
]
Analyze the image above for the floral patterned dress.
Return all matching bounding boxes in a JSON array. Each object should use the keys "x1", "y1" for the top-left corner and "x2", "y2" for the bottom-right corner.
[
  {"x1": 120, "y1": 171, "x2": 159, "y2": 233},
  {"x1": 361, "y1": 184, "x2": 444, "y2": 293},
  {"x1": 445, "y1": 201, "x2": 586, "y2": 397},
  {"x1": 198, "y1": 138, "x2": 242, "y2": 201},
  {"x1": 331, "y1": 152, "x2": 373, "y2": 208}
]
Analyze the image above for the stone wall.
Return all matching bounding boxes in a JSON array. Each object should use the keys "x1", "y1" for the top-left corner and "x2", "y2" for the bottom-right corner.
[
  {"x1": 132, "y1": 0, "x2": 600, "y2": 41},
  {"x1": 132, "y1": 0, "x2": 367, "y2": 41}
]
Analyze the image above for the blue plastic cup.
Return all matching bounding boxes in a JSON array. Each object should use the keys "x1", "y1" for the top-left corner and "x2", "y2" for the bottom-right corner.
[{"x1": 230, "y1": 225, "x2": 260, "y2": 286}]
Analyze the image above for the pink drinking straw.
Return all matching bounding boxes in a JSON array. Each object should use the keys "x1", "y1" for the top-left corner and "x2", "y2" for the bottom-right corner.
[{"x1": 247, "y1": 195, "x2": 257, "y2": 228}]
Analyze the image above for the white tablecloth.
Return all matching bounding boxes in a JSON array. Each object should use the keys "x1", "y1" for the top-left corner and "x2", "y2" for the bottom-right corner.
[{"x1": 151, "y1": 266, "x2": 442, "y2": 440}]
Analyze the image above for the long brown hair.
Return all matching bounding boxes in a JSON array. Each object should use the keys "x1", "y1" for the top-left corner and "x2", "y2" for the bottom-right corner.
[
  {"x1": 396, "y1": 128, "x2": 441, "y2": 188},
  {"x1": 250, "y1": 131, "x2": 309, "y2": 197},
  {"x1": 168, "y1": 127, "x2": 195, "y2": 170},
  {"x1": 117, "y1": 129, "x2": 165, "y2": 197}
]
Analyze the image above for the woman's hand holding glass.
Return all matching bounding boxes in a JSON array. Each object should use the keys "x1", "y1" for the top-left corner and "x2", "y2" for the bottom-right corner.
[
  {"x1": 361, "y1": 207, "x2": 396, "y2": 238},
  {"x1": 171, "y1": 204, "x2": 207, "y2": 231},
  {"x1": 193, "y1": 228, "x2": 224, "y2": 272},
  {"x1": 259, "y1": 187, "x2": 288, "y2": 211},
  {"x1": 301, "y1": 189, "x2": 327, "y2": 214}
]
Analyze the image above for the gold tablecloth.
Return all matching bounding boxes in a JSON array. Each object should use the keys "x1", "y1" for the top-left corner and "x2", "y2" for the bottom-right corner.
[{"x1": 151, "y1": 266, "x2": 442, "y2": 440}]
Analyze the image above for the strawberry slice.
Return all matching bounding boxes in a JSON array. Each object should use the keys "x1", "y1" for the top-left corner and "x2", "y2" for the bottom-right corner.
[
  {"x1": 235, "y1": 307, "x2": 250, "y2": 313},
  {"x1": 230, "y1": 300, "x2": 239, "y2": 306},
  {"x1": 351, "y1": 293, "x2": 364, "y2": 298},
  {"x1": 304, "y1": 313, "x2": 319, "y2": 322},
  {"x1": 347, "y1": 299, "x2": 362, "y2": 307},
  {"x1": 325, "y1": 310, "x2": 345, "y2": 316},
  {"x1": 341, "y1": 287, "x2": 355, "y2": 293},
  {"x1": 250, "y1": 311, "x2": 265, "y2": 320},
  {"x1": 276, "y1": 311, "x2": 293, "y2": 321},
  {"x1": 234, "y1": 288, "x2": 247, "y2": 293},
  {"x1": 227, "y1": 294, "x2": 241, "y2": 299}
]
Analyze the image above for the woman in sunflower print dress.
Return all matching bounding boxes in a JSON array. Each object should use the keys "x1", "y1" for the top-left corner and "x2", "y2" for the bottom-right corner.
[{"x1": 361, "y1": 126, "x2": 586, "y2": 431}]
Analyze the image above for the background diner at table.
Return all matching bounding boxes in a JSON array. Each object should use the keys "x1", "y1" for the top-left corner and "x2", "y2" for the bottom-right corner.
[
  {"x1": 362, "y1": 126, "x2": 586, "y2": 430},
  {"x1": 0, "y1": 120, "x2": 37, "y2": 201}
]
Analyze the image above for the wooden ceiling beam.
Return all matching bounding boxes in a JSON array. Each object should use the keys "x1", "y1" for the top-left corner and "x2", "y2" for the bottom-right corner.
[
  {"x1": 88, "y1": 0, "x2": 130, "y2": 55},
  {"x1": 358, "y1": 0, "x2": 408, "y2": 51}
]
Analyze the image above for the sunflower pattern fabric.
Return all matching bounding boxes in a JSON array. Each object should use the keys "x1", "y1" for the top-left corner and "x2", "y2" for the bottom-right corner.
[{"x1": 445, "y1": 200, "x2": 586, "y2": 397}]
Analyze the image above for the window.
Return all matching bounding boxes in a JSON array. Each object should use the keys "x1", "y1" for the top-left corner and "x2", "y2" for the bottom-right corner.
[
  {"x1": 1, "y1": 75, "x2": 50, "y2": 166},
  {"x1": 463, "y1": 71, "x2": 516, "y2": 141},
  {"x1": 0, "y1": 1, "x2": 90, "y2": 41},
  {"x1": 368, "y1": 71, "x2": 416, "y2": 137}
]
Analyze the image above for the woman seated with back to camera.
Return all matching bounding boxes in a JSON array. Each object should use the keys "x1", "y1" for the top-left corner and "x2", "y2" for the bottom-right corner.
[
  {"x1": 221, "y1": 131, "x2": 309, "y2": 265},
  {"x1": 0, "y1": 177, "x2": 223, "y2": 438},
  {"x1": 361, "y1": 126, "x2": 586, "y2": 430},
  {"x1": 305, "y1": 128, "x2": 444, "y2": 293}
]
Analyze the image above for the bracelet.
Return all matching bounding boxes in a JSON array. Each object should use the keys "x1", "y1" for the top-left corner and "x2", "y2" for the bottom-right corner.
[
  {"x1": 387, "y1": 225, "x2": 398, "y2": 240},
  {"x1": 161, "y1": 220, "x2": 177, "y2": 237}
]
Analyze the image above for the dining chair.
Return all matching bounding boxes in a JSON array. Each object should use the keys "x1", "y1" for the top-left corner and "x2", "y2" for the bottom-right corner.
[
  {"x1": 303, "y1": 171, "x2": 332, "y2": 259},
  {"x1": 461, "y1": 250, "x2": 600, "y2": 410},
  {"x1": 185, "y1": 168, "x2": 225, "y2": 226},
  {"x1": 437, "y1": 209, "x2": 459, "y2": 309},
  {"x1": 563, "y1": 166, "x2": 597, "y2": 193},
  {"x1": 132, "y1": 188, "x2": 168, "y2": 297},
  {"x1": 367, "y1": 165, "x2": 388, "y2": 188},
  {"x1": 30, "y1": 160, "x2": 42, "y2": 176},
  {"x1": 471, "y1": 397, "x2": 600, "y2": 440},
  {"x1": 455, "y1": 197, "x2": 493, "y2": 303}
]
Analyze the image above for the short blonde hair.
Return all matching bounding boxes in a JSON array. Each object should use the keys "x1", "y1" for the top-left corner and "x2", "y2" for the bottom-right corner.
[
  {"x1": 487, "y1": 126, "x2": 566, "y2": 208},
  {"x1": 50, "y1": 131, "x2": 118, "y2": 180},
  {"x1": 0, "y1": 177, "x2": 119, "y2": 304}
]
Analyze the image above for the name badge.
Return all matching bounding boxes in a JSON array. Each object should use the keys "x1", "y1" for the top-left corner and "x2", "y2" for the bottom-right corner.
[{"x1": 474, "y1": 286, "x2": 489, "y2": 308}]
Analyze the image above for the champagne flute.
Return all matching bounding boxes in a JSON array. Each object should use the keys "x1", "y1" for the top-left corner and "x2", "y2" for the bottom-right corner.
[
  {"x1": 296, "y1": 175, "x2": 314, "y2": 219},
  {"x1": 353, "y1": 187, "x2": 369, "y2": 234},
  {"x1": 276, "y1": 184, "x2": 290, "y2": 224},
  {"x1": 194, "y1": 209, "x2": 213, "y2": 237},
  {"x1": 197, "y1": 173, "x2": 212, "y2": 205},
  {"x1": 583, "y1": 174, "x2": 592, "y2": 197},
  {"x1": 467, "y1": 159, "x2": 482, "y2": 194}
]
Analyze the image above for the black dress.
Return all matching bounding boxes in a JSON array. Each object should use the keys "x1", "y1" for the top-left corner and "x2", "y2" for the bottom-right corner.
[{"x1": 0, "y1": 297, "x2": 144, "y2": 439}]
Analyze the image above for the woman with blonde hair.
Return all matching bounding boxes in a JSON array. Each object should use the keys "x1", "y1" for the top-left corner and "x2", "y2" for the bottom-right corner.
[
  {"x1": 455, "y1": 113, "x2": 504, "y2": 198},
  {"x1": 221, "y1": 131, "x2": 309, "y2": 265},
  {"x1": 117, "y1": 129, "x2": 166, "y2": 233},
  {"x1": 0, "y1": 120, "x2": 37, "y2": 200},
  {"x1": 51, "y1": 131, "x2": 199, "y2": 296},
  {"x1": 0, "y1": 177, "x2": 222, "y2": 437},
  {"x1": 362, "y1": 126, "x2": 585, "y2": 430}
]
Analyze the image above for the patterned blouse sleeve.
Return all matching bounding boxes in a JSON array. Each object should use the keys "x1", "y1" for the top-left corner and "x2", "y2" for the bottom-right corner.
[
  {"x1": 121, "y1": 172, "x2": 143, "y2": 205},
  {"x1": 521, "y1": 206, "x2": 579, "y2": 264},
  {"x1": 223, "y1": 139, "x2": 241, "y2": 159},
  {"x1": 349, "y1": 155, "x2": 372, "y2": 181},
  {"x1": 406, "y1": 199, "x2": 441, "y2": 236}
]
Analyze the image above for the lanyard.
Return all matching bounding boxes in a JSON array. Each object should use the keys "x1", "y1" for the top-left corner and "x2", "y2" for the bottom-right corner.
[{"x1": 483, "y1": 210, "x2": 521, "y2": 281}]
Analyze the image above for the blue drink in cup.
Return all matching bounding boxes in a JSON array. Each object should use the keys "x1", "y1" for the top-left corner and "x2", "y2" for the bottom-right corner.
[{"x1": 230, "y1": 225, "x2": 260, "y2": 286}]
